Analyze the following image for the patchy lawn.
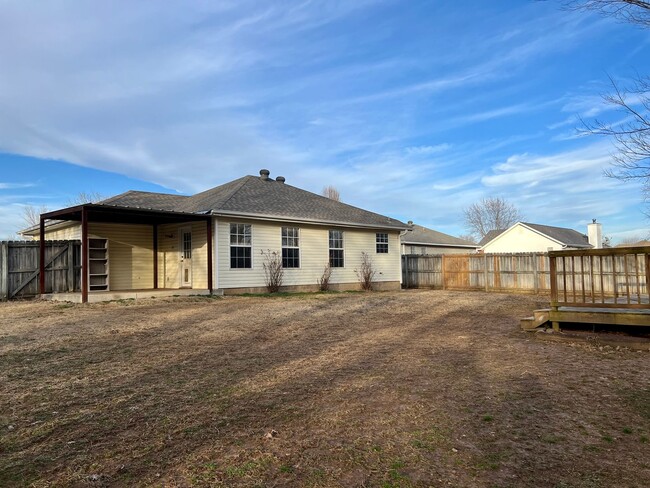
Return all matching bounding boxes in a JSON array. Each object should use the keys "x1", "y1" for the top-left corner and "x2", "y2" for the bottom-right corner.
[{"x1": 0, "y1": 290, "x2": 649, "y2": 487}]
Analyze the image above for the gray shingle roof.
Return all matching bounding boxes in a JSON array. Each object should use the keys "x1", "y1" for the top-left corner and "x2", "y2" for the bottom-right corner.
[
  {"x1": 97, "y1": 175, "x2": 407, "y2": 230},
  {"x1": 98, "y1": 191, "x2": 190, "y2": 212},
  {"x1": 478, "y1": 229, "x2": 506, "y2": 247},
  {"x1": 522, "y1": 222, "x2": 591, "y2": 248},
  {"x1": 401, "y1": 224, "x2": 477, "y2": 247}
]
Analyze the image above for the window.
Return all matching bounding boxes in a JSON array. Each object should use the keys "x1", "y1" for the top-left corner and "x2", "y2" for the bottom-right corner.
[
  {"x1": 329, "y1": 230, "x2": 344, "y2": 267},
  {"x1": 230, "y1": 223, "x2": 252, "y2": 268},
  {"x1": 376, "y1": 233, "x2": 388, "y2": 253},
  {"x1": 282, "y1": 227, "x2": 300, "y2": 268}
]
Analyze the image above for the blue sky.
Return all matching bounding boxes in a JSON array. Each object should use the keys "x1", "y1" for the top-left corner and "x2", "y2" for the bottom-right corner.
[{"x1": 1, "y1": 0, "x2": 649, "y2": 241}]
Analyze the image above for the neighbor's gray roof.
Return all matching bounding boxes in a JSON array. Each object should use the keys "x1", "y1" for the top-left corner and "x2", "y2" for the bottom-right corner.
[
  {"x1": 522, "y1": 222, "x2": 591, "y2": 248},
  {"x1": 479, "y1": 223, "x2": 591, "y2": 248},
  {"x1": 478, "y1": 229, "x2": 506, "y2": 247},
  {"x1": 401, "y1": 224, "x2": 477, "y2": 247},
  {"x1": 97, "y1": 175, "x2": 407, "y2": 230}
]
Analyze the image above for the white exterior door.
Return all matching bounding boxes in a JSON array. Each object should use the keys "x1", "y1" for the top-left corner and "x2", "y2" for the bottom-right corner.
[{"x1": 180, "y1": 227, "x2": 192, "y2": 288}]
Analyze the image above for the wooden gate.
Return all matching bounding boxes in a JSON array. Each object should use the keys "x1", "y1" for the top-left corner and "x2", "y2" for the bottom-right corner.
[
  {"x1": 0, "y1": 240, "x2": 81, "y2": 300},
  {"x1": 443, "y1": 254, "x2": 470, "y2": 289}
]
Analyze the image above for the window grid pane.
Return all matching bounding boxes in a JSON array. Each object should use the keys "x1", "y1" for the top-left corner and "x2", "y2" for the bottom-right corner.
[
  {"x1": 281, "y1": 227, "x2": 300, "y2": 268},
  {"x1": 329, "y1": 230, "x2": 344, "y2": 267},
  {"x1": 376, "y1": 233, "x2": 388, "y2": 253},
  {"x1": 230, "y1": 223, "x2": 252, "y2": 268}
]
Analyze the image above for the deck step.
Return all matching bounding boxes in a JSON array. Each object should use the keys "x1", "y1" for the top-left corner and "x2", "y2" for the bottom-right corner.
[{"x1": 520, "y1": 309, "x2": 550, "y2": 330}]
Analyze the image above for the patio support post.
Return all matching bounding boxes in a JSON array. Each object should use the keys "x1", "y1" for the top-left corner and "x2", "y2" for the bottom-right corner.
[
  {"x1": 153, "y1": 224, "x2": 158, "y2": 289},
  {"x1": 39, "y1": 217, "x2": 45, "y2": 295},
  {"x1": 81, "y1": 207, "x2": 88, "y2": 304},
  {"x1": 207, "y1": 218, "x2": 213, "y2": 293}
]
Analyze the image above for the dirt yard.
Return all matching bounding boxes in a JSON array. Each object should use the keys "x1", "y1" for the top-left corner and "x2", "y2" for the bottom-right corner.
[{"x1": 1, "y1": 290, "x2": 649, "y2": 487}]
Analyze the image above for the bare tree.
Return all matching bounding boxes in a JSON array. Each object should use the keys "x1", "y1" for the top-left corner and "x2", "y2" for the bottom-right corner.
[
  {"x1": 20, "y1": 191, "x2": 107, "y2": 229},
  {"x1": 565, "y1": 1, "x2": 650, "y2": 209},
  {"x1": 261, "y1": 249, "x2": 284, "y2": 293},
  {"x1": 322, "y1": 185, "x2": 341, "y2": 202},
  {"x1": 21, "y1": 204, "x2": 49, "y2": 227},
  {"x1": 457, "y1": 233, "x2": 478, "y2": 244},
  {"x1": 67, "y1": 191, "x2": 107, "y2": 205},
  {"x1": 463, "y1": 196, "x2": 523, "y2": 240},
  {"x1": 354, "y1": 252, "x2": 376, "y2": 291},
  {"x1": 563, "y1": 1, "x2": 650, "y2": 27}
]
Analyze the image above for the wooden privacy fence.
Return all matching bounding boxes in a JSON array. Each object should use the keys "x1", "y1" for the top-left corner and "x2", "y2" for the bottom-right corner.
[
  {"x1": 0, "y1": 240, "x2": 81, "y2": 300},
  {"x1": 402, "y1": 253, "x2": 551, "y2": 293},
  {"x1": 549, "y1": 246, "x2": 650, "y2": 309}
]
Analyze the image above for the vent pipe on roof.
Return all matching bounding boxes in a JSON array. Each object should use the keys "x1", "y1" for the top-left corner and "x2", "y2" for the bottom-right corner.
[
  {"x1": 276, "y1": 176, "x2": 285, "y2": 183},
  {"x1": 260, "y1": 169, "x2": 270, "y2": 180},
  {"x1": 588, "y1": 219, "x2": 603, "y2": 248}
]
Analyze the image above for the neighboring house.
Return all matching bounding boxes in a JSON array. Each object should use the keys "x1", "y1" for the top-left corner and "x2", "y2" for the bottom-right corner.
[
  {"x1": 22, "y1": 170, "x2": 408, "y2": 301},
  {"x1": 400, "y1": 223, "x2": 478, "y2": 255},
  {"x1": 479, "y1": 221, "x2": 600, "y2": 253},
  {"x1": 616, "y1": 240, "x2": 650, "y2": 248}
]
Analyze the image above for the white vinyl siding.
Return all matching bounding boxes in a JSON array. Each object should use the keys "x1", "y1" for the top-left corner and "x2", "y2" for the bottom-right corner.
[{"x1": 216, "y1": 218, "x2": 401, "y2": 289}]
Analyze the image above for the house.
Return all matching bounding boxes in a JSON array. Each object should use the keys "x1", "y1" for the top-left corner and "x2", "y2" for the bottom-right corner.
[
  {"x1": 400, "y1": 223, "x2": 478, "y2": 254},
  {"x1": 479, "y1": 221, "x2": 602, "y2": 253},
  {"x1": 22, "y1": 169, "x2": 408, "y2": 302}
]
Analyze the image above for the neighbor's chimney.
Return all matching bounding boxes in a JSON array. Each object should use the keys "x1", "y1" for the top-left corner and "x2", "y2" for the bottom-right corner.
[
  {"x1": 276, "y1": 176, "x2": 285, "y2": 183},
  {"x1": 588, "y1": 219, "x2": 602, "y2": 249},
  {"x1": 259, "y1": 169, "x2": 270, "y2": 180}
]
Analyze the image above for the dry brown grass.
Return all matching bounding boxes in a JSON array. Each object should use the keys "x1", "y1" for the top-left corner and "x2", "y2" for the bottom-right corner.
[{"x1": 0, "y1": 290, "x2": 649, "y2": 487}]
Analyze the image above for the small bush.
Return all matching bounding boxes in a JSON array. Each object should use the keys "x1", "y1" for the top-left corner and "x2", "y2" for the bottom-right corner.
[
  {"x1": 318, "y1": 263, "x2": 332, "y2": 291},
  {"x1": 355, "y1": 252, "x2": 376, "y2": 291},
  {"x1": 261, "y1": 250, "x2": 284, "y2": 293}
]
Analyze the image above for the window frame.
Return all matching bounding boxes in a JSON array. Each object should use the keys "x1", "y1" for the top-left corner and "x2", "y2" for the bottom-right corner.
[
  {"x1": 229, "y1": 223, "x2": 253, "y2": 269},
  {"x1": 281, "y1": 226, "x2": 300, "y2": 269},
  {"x1": 376, "y1": 232, "x2": 389, "y2": 254},
  {"x1": 328, "y1": 229, "x2": 345, "y2": 268}
]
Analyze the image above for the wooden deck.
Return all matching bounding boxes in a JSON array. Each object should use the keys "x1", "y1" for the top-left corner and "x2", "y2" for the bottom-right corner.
[{"x1": 521, "y1": 246, "x2": 650, "y2": 331}]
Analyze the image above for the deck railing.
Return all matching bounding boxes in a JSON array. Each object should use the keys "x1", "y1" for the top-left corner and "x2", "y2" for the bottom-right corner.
[{"x1": 549, "y1": 246, "x2": 650, "y2": 310}]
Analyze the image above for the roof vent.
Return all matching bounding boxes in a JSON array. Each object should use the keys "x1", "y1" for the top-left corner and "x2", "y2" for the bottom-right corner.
[
  {"x1": 259, "y1": 169, "x2": 270, "y2": 180},
  {"x1": 276, "y1": 176, "x2": 285, "y2": 183}
]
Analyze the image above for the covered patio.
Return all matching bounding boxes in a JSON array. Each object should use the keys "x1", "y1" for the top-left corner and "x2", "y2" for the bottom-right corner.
[{"x1": 39, "y1": 204, "x2": 213, "y2": 303}]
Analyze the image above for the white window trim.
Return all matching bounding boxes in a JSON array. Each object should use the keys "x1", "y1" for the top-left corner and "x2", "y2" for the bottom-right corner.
[
  {"x1": 376, "y1": 232, "x2": 389, "y2": 254},
  {"x1": 329, "y1": 229, "x2": 345, "y2": 268},
  {"x1": 229, "y1": 222, "x2": 254, "y2": 270},
  {"x1": 281, "y1": 226, "x2": 301, "y2": 269}
]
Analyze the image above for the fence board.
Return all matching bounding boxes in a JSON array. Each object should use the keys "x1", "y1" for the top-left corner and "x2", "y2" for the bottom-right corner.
[{"x1": 0, "y1": 240, "x2": 81, "y2": 299}]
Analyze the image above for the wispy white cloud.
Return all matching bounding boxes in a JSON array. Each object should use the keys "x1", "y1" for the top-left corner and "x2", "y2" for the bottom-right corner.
[{"x1": 0, "y1": 182, "x2": 36, "y2": 189}]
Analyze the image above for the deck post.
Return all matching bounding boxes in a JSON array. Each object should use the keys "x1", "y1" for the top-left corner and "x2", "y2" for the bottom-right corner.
[
  {"x1": 207, "y1": 218, "x2": 213, "y2": 293},
  {"x1": 549, "y1": 254, "x2": 558, "y2": 311},
  {"x1": 153, "y1": 224, "x2": 158, "y2": 289},
  {"x1": 39, "y1": 217, "x2": 45, "y2": 296},
  {"x1": 81, "y1": 207, "x2": 88, "y2": 304}
]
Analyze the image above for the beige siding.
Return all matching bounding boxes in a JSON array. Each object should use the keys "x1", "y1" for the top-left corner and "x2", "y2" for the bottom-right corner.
[
  {"x1": 41, "y1": 223, "x2": 81, "y2": 240},
  {"x1": 216, "y1": 218, "x2": 401, "y2": 290},
  {"x1": 157, "y1": 221, "x2": 209, "y2": 289},
  {"x1": 88, "y1": 223, "x2": 153, "y2": 290},
  {"x1": 482, "y1": 224, "x2": 560, "y2": 253}
]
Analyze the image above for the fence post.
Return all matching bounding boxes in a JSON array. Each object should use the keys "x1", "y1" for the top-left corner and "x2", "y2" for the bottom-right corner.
[
  {"x1": 0, "y1": 241, "x2": 8, "y2": 301},
  {"x1": 549, "y1": 254, "x2": 558, "y2": 310},
  {"x1": 67, "y1": 242, "x2": 74, "y2": 292},
  {"x1": 483, "y1": 253, "x2": 488, "y2": 292},
  {"x1": 533, "y1": 253, "x2": 539, "y2": 294},
  {"x1": 441, "y1": 255, "x2": 446, "y2": 290}
]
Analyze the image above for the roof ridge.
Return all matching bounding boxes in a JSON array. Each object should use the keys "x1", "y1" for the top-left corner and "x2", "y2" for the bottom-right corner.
[{"x1": 218, "y1": 175, "x2": 254, "y2": 209}]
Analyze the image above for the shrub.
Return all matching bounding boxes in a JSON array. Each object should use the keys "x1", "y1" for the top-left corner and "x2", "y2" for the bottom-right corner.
[
  {"x1": 355, "y1": 252, "x2": 376, "y2": 291},
  {"x1": 318, "y1": 262, "x2": 332, "y2": 291},
  {"x1": 261, "y1": 250, "x2": 283, "y2": 293}
]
